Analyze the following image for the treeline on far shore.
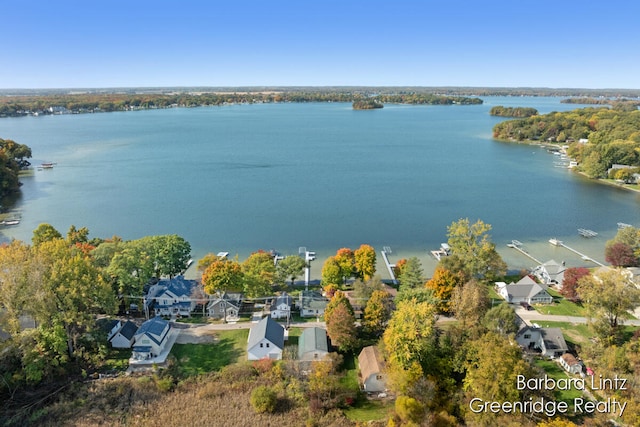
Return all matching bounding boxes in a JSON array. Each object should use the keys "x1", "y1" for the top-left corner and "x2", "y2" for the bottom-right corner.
[{"x1": 0, "y1": 90, "x2": 486, "y2": 117}]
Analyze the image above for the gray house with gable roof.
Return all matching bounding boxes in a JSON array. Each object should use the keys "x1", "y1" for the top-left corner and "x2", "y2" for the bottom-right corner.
[
  {"x1": 516, "y1": 326, "x2": 568, "y2": 358},
  {"x1": 298, "y1": 327, "x2": 329, "y2": 361},
  {"x1": 497, "y1": 276, "x2": 553, "y2": 305},
  {"x1": 247, "y1": 316, "x2": 284, "y2": 360},
  {"x1": 107, "y1": 320, "x2": 138, "y2": 349}
]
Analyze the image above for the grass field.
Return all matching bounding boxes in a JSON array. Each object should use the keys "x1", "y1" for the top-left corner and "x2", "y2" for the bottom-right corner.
[
  {"x1": 170, "y1": 329, "x2": 248, "y2": 377},
  {"x1": 534, "y1": 358, "x2": 584, "y2": 406}
]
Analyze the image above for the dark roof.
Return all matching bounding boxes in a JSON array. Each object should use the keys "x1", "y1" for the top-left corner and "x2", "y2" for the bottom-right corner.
[
  {"x1": 248, "y1": 317, "x2": 284, "y2": 350},
  {"x1": 119, "y1": 320, "x2": 138, "y2": 340},
  {"x1": 136, "y1": 317, "x2": 170, "y2": 345},
  {"x1": 540, "y1": 327, "x2": 568, "y2": 351},
  {"x1": 156, "y1": 276, "x2": 198, "y2": 298},
  {"x1": 298, "y1": 327, "x2": 329, "y2": 358}
]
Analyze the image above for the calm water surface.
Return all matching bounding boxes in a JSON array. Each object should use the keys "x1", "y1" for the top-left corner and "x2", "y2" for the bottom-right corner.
[{"x1": 1, "y1": 97, "x2": 639, "y2": 276}]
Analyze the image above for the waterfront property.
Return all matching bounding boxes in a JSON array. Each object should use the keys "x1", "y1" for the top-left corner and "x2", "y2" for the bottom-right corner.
[
  {"x1": 298, "y1": 290, "x2": 329, "y2": 318},
  {"x1": 247, "y1": 316, "x2": 285, "y2": 360},
  {"x1": 532, "y1": 259, "x2": 567, "y2": 289},
  {"x1": 270, "y1": 292, "x2": 293, "y2": 320},
  {"x1": 207, "y1": 292, "x2": 243, "y2": 321},
  {"x1": 496, "y1": 276, "x2": 554, "y2": 305},
  {"x1": 145, "y1": 276, "x2": 199, "y2": 318}
]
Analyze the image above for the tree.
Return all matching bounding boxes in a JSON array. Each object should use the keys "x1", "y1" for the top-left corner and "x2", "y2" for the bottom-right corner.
[
  {"x1": 143, "y1": 234, "x2": 191, "y2": 278},
  {"x1": 275, "y1": 254, "x2": 306, "y2": 287},
  {"x1": 201, "y1": 258, "x2": 244, "y2": 295},
  {"x1": 443, "y1": 218, "x2": 507, "y2": 280},
  {"x1": 0, "y1": 138, "x2": 31, "y2": 198},
  {"x1": 354, "y1": 244, "x2": 376, "y2": 280},
  {"x1": 605, "y1": 242, "x2": 638, "y2": 267},
  {"x1": 560, "y1": 267, "x2": 590, "y2": 301},
  {"x1": 450, "y1": 280, "x2": 489, "y2": 330},
  {"x1": 242, "y1": 250, "x2": 275, "y2": 298},
  {"x1": 482, "y1": 303, "x2": 518, "y2": 336},
  {"x1": 0, "y1": 240, "x2": 34, "y2": 336},
  {"x1": 463, "y1": 332, "x2": 532, "y2": 426},
  {"x1": 352, "y1": 276, "x2": 384, "y2": 302},
  {"x1": 577, "y1": 268, "x2": 640, "y2": 344},
  {"x1": 321, "y1": 256, "x2": 343, "y2": 286},
  {"x1": 325, "y1": 301, "x2": 358, "y2": 352},
  {"x1": 32, "y1": 223, "x2": 63, "y2": 246},
  {"x1": 397, "y1": 257, "x2": 424, "y2": 291},
  {"x1": 395, "y1": 395, "x2": 425, "y2": 424},
  {"x1": 34, "y1": 239, "x2": 116, "y2": 358},
  {"x1": 363, "y1": 290, "x2": 393, "y2": 337},
  {"x1": 425, "y1": 266, "x2": 465, "y2": 313},
  {"x1": 383, "y1": 299, "x2": 437, "y2": 374},
  {"x1": 335, "y1": 248, "x2": 355, "y2": 282},
  {"x1": 66, "y1": 225, "x2": 89, "y2": 245},
  {"x1": 107, "y1": 239, "x2": 155, "y2": 297}
]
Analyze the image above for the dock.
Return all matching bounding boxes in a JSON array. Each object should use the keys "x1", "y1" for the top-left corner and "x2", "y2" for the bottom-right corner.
[
  {"x1": 578, "y1": 228, "x2": 598, "y2": 238},
  {"x1": 506, "y1": 240, "x2": 542, "y2": 264},
  {"x1": 548, "y1": 239, "x2": 605, "y2": 267},
  {"x1": 430, "y1": 243, "x2": 451, "y2": 261},
  {"x1": 380, "y1": 247, "x2": 397, "y2": 285}
]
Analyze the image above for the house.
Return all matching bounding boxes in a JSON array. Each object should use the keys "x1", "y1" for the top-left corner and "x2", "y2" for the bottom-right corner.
[
  {"x1": 146, "y1": 276, "x2": 199, "y2": 318},
  {"x1": 516, "y1": 326, "x2": 568, "y2": 358},
  {"x1": 298, "y1": 327, "x2": 330, "y2": 361},
  {"x1": 498, "y1": 276, "x2": 553, "y2": 305},
  {"x1": 131, "y1": 317, "x2": 171, "y2": 360},
  {"x1": 270, "y1": 292, "x2": 293, "y2": 320},
  {"x1": 358, "y1": 346, "x2": 386, "y2": 393},
  {"x1": 559, "y1": 353, "x2": 584, "y2": 375},
  {"x1": 247, "y1": 316, "x2": 284, "y2": 360},
  {"x1": 107, "y1": 320, "x2": 138, "y2": 349},
  {"x1": 299, "y1": 290, "x2": 329, "y2": 318},
  {"x1": 533, "y1": 260, "x2": 567, "y2": 288},
  {"x1": 207, "y1": 292, "x2": 243, "y2": 320}
]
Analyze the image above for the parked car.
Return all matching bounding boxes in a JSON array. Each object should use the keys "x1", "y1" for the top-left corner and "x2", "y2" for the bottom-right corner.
[{"x1": 520, "y1": 302, "x2": 534, "y2": 311}]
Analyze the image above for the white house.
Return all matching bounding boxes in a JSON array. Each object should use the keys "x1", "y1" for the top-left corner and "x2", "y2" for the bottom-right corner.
[
  {"x1": 247, "y1": 316, "x2": 284, "y2": 360},
  {"x1": 516, "y1": 326, "x2": 568, "y2": 358},
  {"x1": 147, "y1": 276, "x2": 199, "y2": 318},
  {"x1": 131, "y1": 317, "x2": 171, "y2": 360},
  {"x1": 358, "y1": 346, "x2": 386, "y2": 393},
  {"x1": 533, "y1": 260, "x2": 567, "y2": 288},
  {"x1": 498, "y1": 276, "x2": 553, "y2": 305},
  {"x1": 298, "y1": 327, "x2": 330, "y2": 361},
  {"x1": 299, "y1": 290, "x2": 329, "y2": 318},
  {"x1": 107, "y1": 320, "x2": 138, "y2": 349},
  {"x1": 559, "y1": 353, "x2": 584, "y2": 375},
  {"x1": 270, "y1": 292, "x2": 293, "y2": 320}
]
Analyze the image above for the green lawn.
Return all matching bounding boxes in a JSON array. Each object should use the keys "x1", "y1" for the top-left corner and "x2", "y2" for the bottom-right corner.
[
  {"x1": 170, "y1": 329, "x2": 248, "y2": 377},
  {"x1": 343, "y1": 399, "x2": 393, "y2": 422},
  {"x1": 534, "y1": 321, "x2": 593, "y2": 346}
]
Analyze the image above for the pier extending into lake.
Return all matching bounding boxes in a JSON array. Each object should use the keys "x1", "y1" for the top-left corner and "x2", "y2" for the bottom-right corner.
[
  {"x1": 381, "y1": 247, "x2": 398, "y2": 285},
  {"x1": 548, "y1": 239, "x2": 605, "y2": 267},
  {"x1": 507, "y1": 240, "x2": 542, "y2": 264}
]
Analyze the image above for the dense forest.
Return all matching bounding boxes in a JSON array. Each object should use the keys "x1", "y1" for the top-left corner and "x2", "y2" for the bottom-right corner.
[
  {"x1": 561, "y1": 97, "x2": 640, "y2": 111},
  {"x1": 493, "y1": 107, "x2": 640, "y2": 178},
  {"x1": 489, "y1": 106, "x2": 538, "y2": 117}
]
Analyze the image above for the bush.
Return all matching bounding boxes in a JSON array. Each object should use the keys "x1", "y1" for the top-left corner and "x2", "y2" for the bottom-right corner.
[
  {"x1": 250, "y1": 385, "x2": 277, "y2": 414},
  {"x1": 395, "y1": 395, "x2": 424, "y2": 423}
]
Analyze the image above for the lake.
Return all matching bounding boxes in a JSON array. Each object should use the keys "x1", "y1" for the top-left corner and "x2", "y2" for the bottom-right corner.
[{"x1": 1, "y1": 97, "x2": 639, "y2": 277}]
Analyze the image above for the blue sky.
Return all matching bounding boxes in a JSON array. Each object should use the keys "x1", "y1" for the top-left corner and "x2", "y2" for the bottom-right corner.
[{"x1": 2, "y1": 0, "x2": 639, "y2": 89}]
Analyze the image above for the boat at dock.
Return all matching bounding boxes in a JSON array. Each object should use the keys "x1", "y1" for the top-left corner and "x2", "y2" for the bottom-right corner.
[
  {"x1": 507, "y1": 240, "x2": 523, "y2": 248},
  {"x1": 618, "y1": 222, "x2": 632, "y2": 229},
  {"x1": 549, "y1": 238, "x2": 563, "y2": 246},
  {"x1": 430, "y1": 243, "x2": 451, "y2": 261}
]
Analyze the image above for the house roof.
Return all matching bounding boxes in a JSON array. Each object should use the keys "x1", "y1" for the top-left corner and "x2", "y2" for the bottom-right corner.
[
  {"x1": 358, "y1": 346, "x2": 384, "y2": 381},
  {"x1": 505, "y1": 281, "x2": 549, "y2": 299},
  {"x1": 118, "y1": 320, "x2": 138, "y2": 340},
  {"x1": 271, "y1": 292, "x2": 293, "y2": 310},
  {"x1": 561, "y1": 353, "x2": 580, "y2": 366},
  {"x1": 248, "y1": 316, "x2": 284, "y2": 350},
  {"x1": 298, "y1": 327, "x2": 329, "y2": 358},
  {"x1": 539, "y1": 327, "x2": 568, "y2": 352},
  {"x1": 135, "y1": 317, "x2": 170, "y2": 345},
  {"x1": 156, "y1": 276, "x2": 198, "y2": 298},
  {"x1": 300, "y1": 290, "x2": 329, "y2": 310}
]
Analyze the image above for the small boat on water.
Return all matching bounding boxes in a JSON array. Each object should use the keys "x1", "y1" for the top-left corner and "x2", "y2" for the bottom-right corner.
[
  {"x1": 1, "y1": 219, "x2": 20, "y2": 226},
  {"x1": 618, "y1": 222, "x2": 632, "y2": 229},
  {"x1": 578, "y1": 228, "x2": 598, "y2": 238},
  {"x1": 549, "y1": 238, "x2": 563, "y2": 246}
]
